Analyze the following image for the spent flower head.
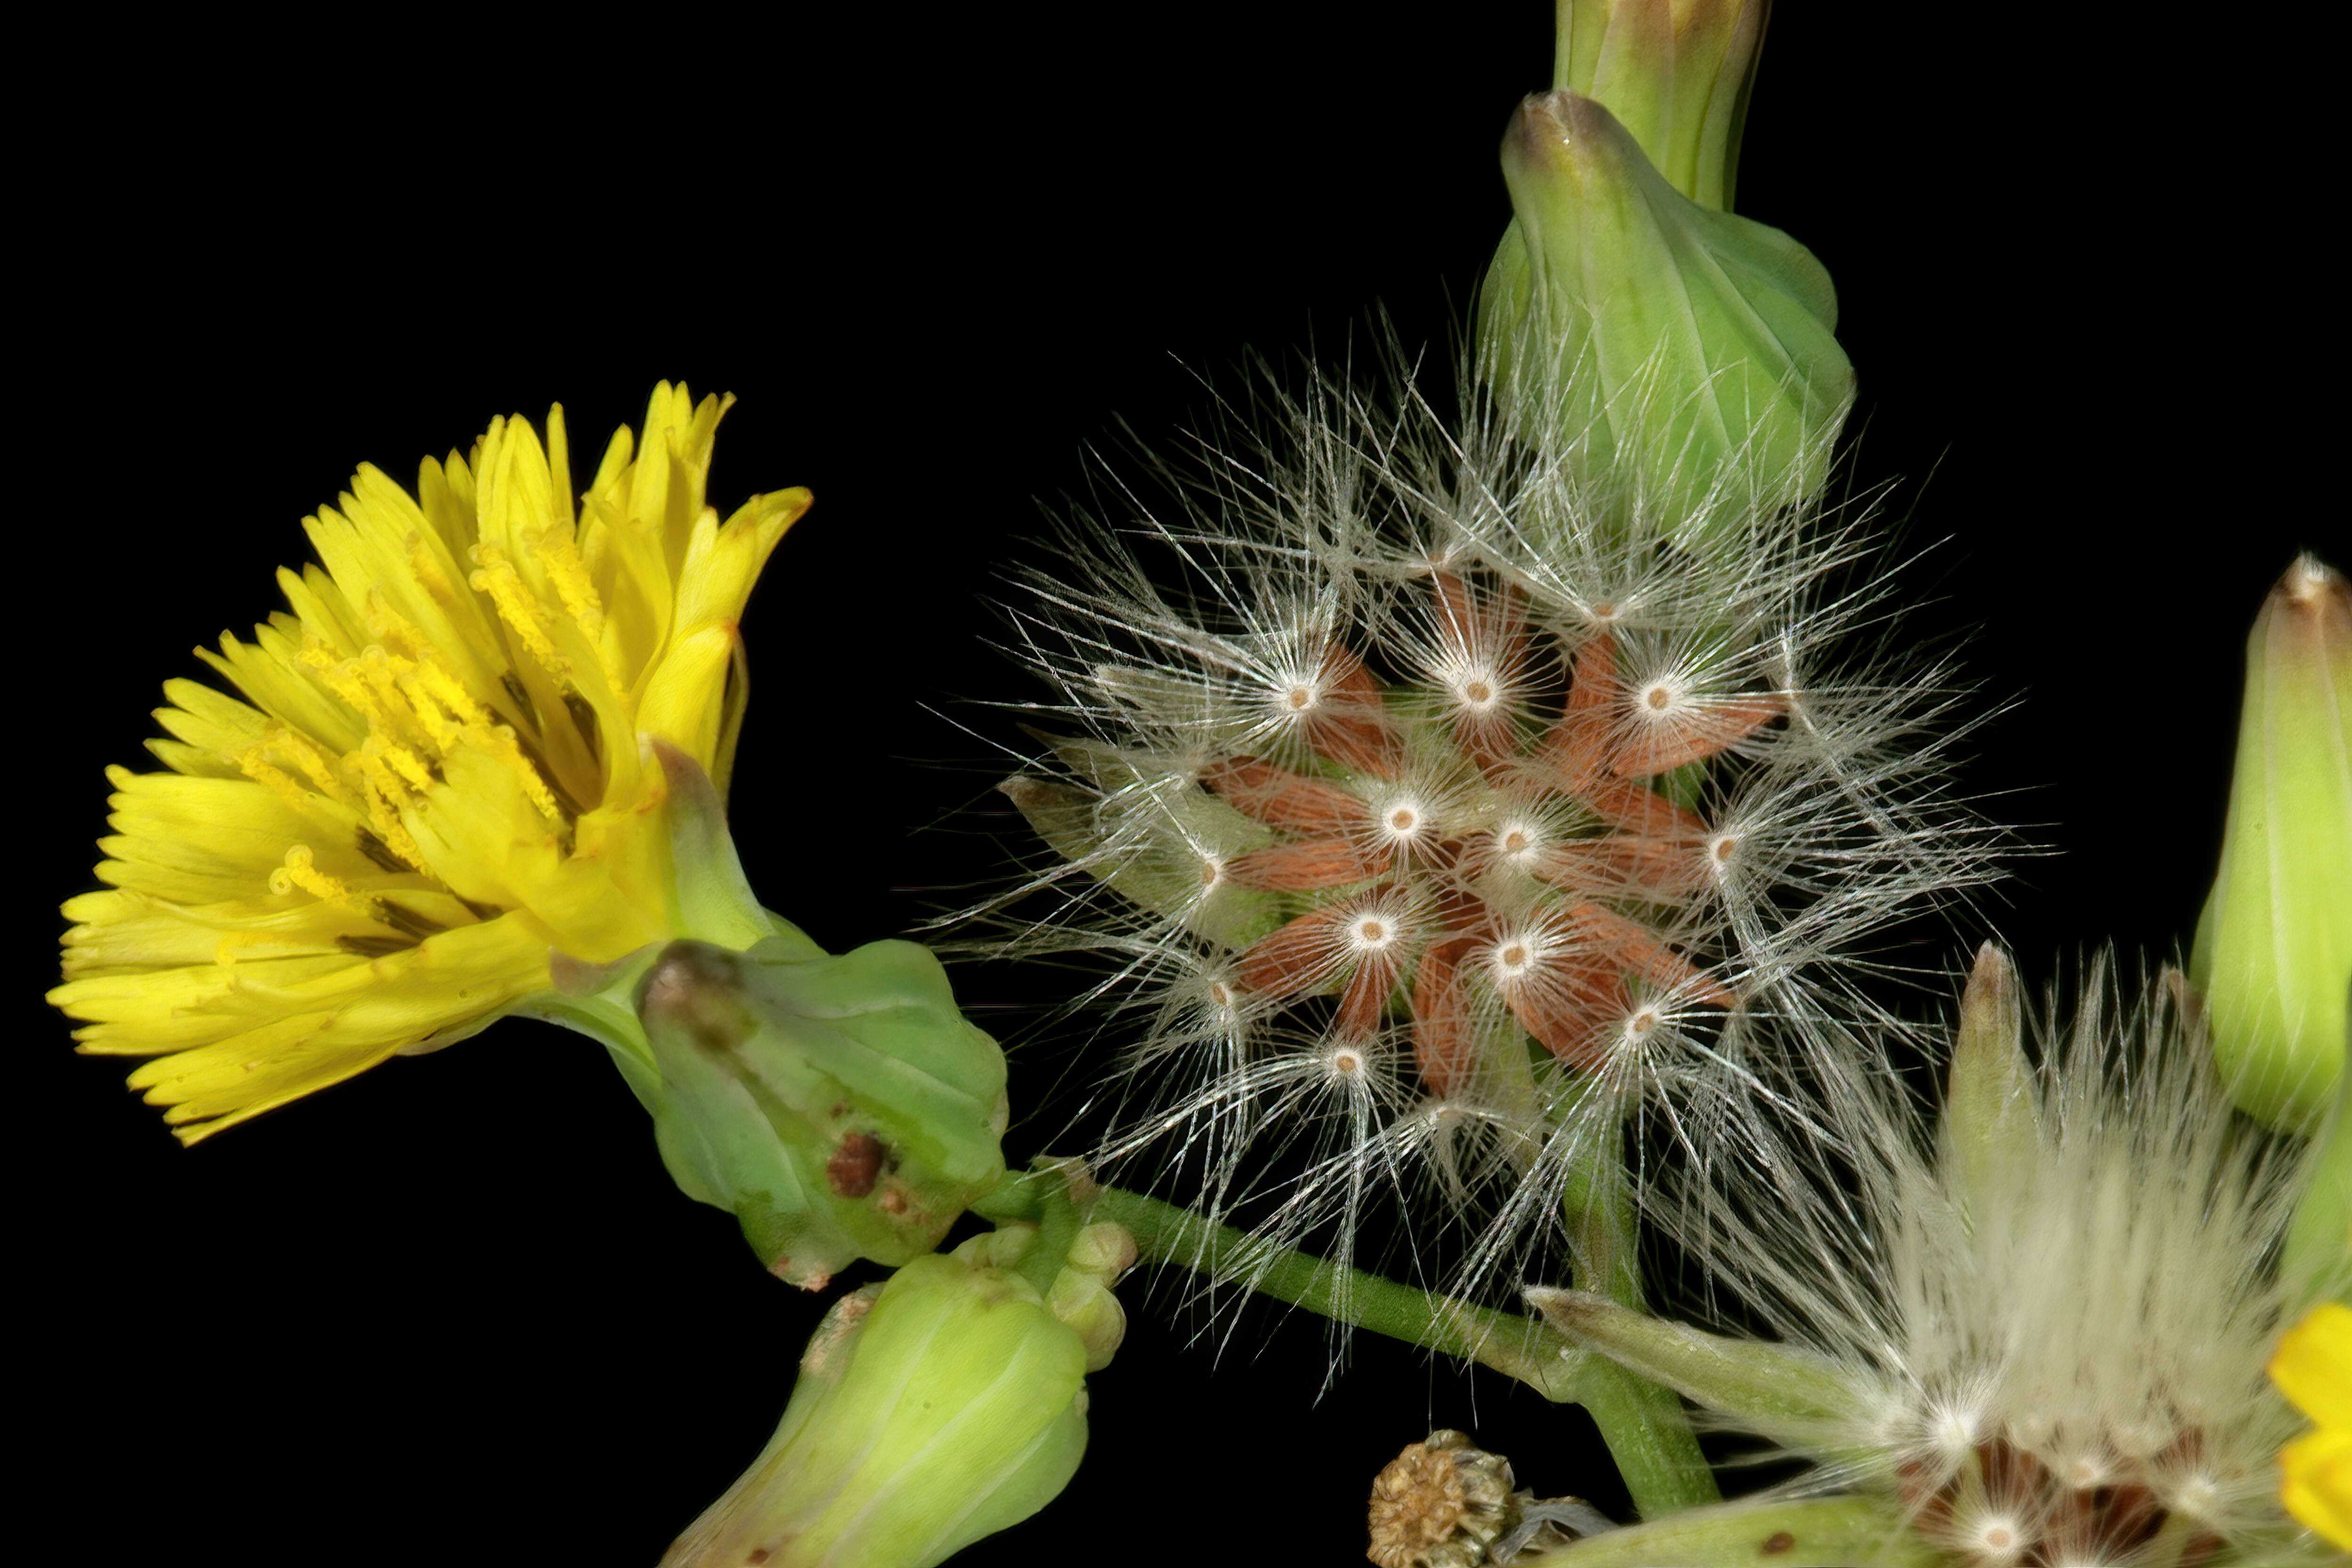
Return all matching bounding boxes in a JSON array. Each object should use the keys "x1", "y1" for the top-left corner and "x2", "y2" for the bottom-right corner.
[
  {"x1": 1528, "y1": 947, "x2": 2342, "y2": 1568},
  {"x1": 985, "y1": 348, "x2": 1991, "y2": 1310},
  {"x1": 52, "y1": 385, "x2": 806, "y2": 1140}
]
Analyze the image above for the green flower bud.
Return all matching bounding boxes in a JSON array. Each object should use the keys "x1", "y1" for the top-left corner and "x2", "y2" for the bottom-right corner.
[
  {"x1": 1551, "y1": 0, "x2": 1769, "y2": 209},
  {"x1": 661, "y1": 1238, "x2": 1095, "y2": 1568},
  {"x1": 1478, "y1": 88, "x2": 1853, "y2": 527},
  {"x1": 2190, "y1": 555, "x2": 2352, "y2": 1132},
  {"x1": 629, "y1": 935, "x2": 1010, "y2": 1286}
]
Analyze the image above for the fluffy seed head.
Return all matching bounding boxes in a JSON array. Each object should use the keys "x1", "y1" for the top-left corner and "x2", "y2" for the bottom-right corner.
[
  {"x1": 1619, "y1": 951, "x2": 2332, "y2": 1567},
  {"x1": 981, "y1": 346, "x2": 1993, "y2": 1311}
]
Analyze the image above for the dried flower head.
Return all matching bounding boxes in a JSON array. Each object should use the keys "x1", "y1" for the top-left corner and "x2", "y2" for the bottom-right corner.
[
  {"x1": 985, "y1": 350, "x2": 1991, "y2": 1307},
  {"x1": 1531, "y1": 947, "x2": 2340, "y2": 1568}
]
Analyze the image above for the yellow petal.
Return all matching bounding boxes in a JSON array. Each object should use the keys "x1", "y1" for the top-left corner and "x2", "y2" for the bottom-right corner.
[
  {"x1": 2275, "y1": 1301, "x2": 2352, "y2": 1430},
  {"x1": 56, "y1": 385, "x2": 804, "y2": 1137}
]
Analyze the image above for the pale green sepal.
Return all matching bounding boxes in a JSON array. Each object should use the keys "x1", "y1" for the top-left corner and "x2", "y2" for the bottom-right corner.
[
  {"x1": 1552, "y1": 0, "x2": 1769, "y2": 210},
  {"x1": 2190, "y1": 555, "x2": 2352, "y2": 1132},
  {"x1": 634, "y1": 935, "x2": 1010, "y2": 1286},
  {"x1": 660, "y1": 1250, "x2": 1090, "y2": 1568},
  {"x1": 1525, "y1": 1288, "x2": 1870, "y2": 1457},
  {"x1": 1478, "y1": 90, "x2": 1853, "y2": 529},
  {"x1": 1513, "y1": 1495, "x2": 1936, "y2": 1568},
  {"x1": 1940, "y1": 943, "x2": 2039, "y2": 1235}
]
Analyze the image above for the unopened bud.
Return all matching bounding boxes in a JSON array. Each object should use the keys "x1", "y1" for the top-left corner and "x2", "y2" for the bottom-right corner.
[
  {"x1": 1478, "y1": 88, "x2": 1851, "y2": 533},
  {"x1": 1551, "y1": 0, "x2": 1769, "y2": 209},
  {"x1": 1941, "y1": 944, "x2": 2038, "y2": 1234},
  {"x1": 662, "y1": 1241, "x2": 1090, "y2": 1568},
  {"x1": 2191, "y1": 555, "x2": 2352, "y2": 1131},
  {"x1": 1047, "y1": 1221, "x2": 1138, "y2": 1372}
]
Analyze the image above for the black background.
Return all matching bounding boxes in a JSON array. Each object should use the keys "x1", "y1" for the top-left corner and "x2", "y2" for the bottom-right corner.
[{"x1": 30, "y1": 7, "x2": 2333, "y2": 1565}]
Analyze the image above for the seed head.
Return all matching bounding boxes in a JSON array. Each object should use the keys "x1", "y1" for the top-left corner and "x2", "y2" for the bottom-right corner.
[
  {"x1": 1534, "y1": 949, "x2": 2336, "y2": 1567},
  {"x1": 982, "y1": 350, "x2": 1992, "y2": 1310}
]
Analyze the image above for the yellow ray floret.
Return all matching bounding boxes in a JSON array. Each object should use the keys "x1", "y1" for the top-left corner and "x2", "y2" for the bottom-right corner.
[
  {"x1": 2272, "y1": 1298, "x2": 2352, "y2": 1550},
  {"x1": 53, "y1": 385, "x2": 809, "y2": 1143}
]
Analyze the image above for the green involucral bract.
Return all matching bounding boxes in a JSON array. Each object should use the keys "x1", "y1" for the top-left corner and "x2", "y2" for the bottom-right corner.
[
  {"x1": 1478, "y1": 89, "x2": 1853, "y2": 528},
  {"x1": 1938, "y1": 944, "x2": 2040, "y2": 1235},
  {"x1": 624, "y1": 933, "x2": 1009, "y2": 1287},
  {"x1": 2191, "y1": 555, "x2": 2352, "y2": 1133},
  {"x1": 660, "y1": 1238, "x2": 1094, "y2": 1568}
]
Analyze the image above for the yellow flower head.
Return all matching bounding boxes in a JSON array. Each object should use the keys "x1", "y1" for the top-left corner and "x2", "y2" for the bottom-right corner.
[
  {"x1": 2272, "y1": 1299, "x2": 2352, "y2": 1551},
  {"x1": 52, "y1": 384, "x2": 808, "y2": 1143}
]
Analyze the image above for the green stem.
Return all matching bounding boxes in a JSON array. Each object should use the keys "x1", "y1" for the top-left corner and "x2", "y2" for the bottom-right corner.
[
  {"x1": 1091, "y1": 1183, "x2": 1549, "y2": 1370},
  {"x1": 978, "y1": 1172, "x2": 1591, "y2": 1402},
  {"x1": 1556, "y1": 1134, "x2": 1718, "y2": 1518},
  {"x1": 988, "y1": 1165, "x2": 1713, "y2": 1517}
]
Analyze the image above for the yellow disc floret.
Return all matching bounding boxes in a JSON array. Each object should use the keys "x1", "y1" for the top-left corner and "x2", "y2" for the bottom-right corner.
[{"x1": 53, "y1": 384, "x2": 808, "y2": 1142}]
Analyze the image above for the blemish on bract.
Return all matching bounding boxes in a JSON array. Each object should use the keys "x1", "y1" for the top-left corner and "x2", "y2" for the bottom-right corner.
[{"x1": 826, "y1": 1132, "x2": 886, "y2": 1197}]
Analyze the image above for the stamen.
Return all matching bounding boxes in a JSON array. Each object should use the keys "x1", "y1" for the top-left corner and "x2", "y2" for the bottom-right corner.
[
  {"x1": 468, "y1": 722, "x2": 566, "y2": 829},
  {"x1": 532, "y1": 525, "x2": 606, "y2": 641},
  {"x1": 269, "y1": 845, "x2": 347, "y2": 901},
  {"x1": 467, "y1": 545, "x2": 564, "y2": 678},
  {"x1": 264, "y1": 727, "x2": 359, "y2": 808},
  {"x1": 237, "y1": 752, "x2": 323, "y2": 818},
  {"x1": 415, "y1": 658, "x2": 490, "y2": 732},
  {"x1": 374, "y1": 898, "x2": 448, "y2": 941},
  {"x1": 404, "y1": 531, "x2": 459, "y2": 604},
  {"x1": 354, "y1": 826, "x2": 411, "y2": 874},
  {"x1": 337, "y1": 933, "x2": 413, "y2": 959}
]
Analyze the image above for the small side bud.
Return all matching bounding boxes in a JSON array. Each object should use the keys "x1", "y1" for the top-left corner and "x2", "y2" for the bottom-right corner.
[
  {"x1": 1046, "y1": 1221, "x2": 1139, "y2": 1372},
  {"x1": 634, "y1": 935, "x2": 1010, "y2": 1286},
  {"x1": 1478, "y1": 90, "x2": 1854, "y2": 529},
  {"x1": 1941, "y1": 944, "x2": 2039, "y2": 1233},
  {"x1": 661, "y1": 1246, "x2": 1091, "y2": 1568},
  {"x1": 2190, "y1": 555, "x2": 2352, "y2": 1132}
]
